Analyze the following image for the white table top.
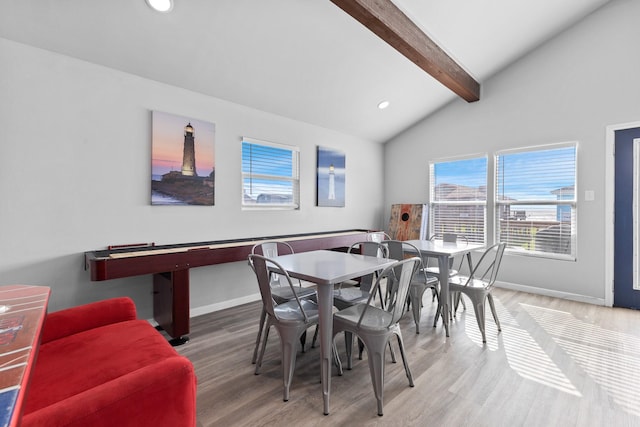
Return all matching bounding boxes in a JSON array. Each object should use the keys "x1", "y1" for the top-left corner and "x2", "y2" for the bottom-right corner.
[
  {"x1": 270, "y1": 249, "x2": 396, "y2": 285},
  {"x1": 404, "y1": 239, "x2": 485, "y2": 257}
]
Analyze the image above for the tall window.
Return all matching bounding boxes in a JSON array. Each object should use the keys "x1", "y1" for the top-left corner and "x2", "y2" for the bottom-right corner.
[
  {"x1": 495, "y1": 143, "x2": 577, "y2": 259},
  {"x1": 429, "y1": 155, "x2": 487, "y2": 243},
  {"x1": 242, "y1": 137, "x2": 299, "y2": 209}
]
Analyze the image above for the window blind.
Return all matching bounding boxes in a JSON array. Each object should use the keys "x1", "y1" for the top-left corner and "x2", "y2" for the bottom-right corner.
[
  {"x1": 495, "y1": 143, "x2": 577, "y2": 259},
  {"x1": 241, "y1": 137, "x2": 299, "y2": 209},
  {"x1": 429, "y1": 156, "x2": 487, "y2": 244}
]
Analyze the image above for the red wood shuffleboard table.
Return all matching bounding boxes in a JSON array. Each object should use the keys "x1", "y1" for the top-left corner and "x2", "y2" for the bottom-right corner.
[
  {"x1": 85, "y1": 229, "x2": 373, "y2": 345},
  {"x1": 0, "y1": 285, "x2": 50, "y2": 427}
]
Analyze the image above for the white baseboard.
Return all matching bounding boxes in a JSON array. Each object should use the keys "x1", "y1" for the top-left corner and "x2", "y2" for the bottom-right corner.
[
  {"x1": 148, "y1": 283, "x2": 606, "y2": 325},
  {"x1": 495, "y1": 280, "x2": 606, "y2": 306}
]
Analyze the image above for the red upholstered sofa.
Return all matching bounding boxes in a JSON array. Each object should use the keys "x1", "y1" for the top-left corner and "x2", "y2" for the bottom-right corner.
[{"x1": 21, "y1": 297, "x2": 197, "y2": 427}]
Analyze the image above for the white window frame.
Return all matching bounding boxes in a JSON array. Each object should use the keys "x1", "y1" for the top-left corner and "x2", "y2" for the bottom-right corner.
[
  {"x1": 429, "y1": 154, "x2": 488, "y2": 244},
  {"x1": 241, "y1": 137, "x2": 300, "y2": 210},
  {"x1": 495, "y1": 142, "x2": 577, "y2": 260}
]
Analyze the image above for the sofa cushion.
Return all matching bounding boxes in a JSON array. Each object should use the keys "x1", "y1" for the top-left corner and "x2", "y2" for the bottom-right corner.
[{"x1": 24, "y1": 319, "x2": 179, "y2": 414}]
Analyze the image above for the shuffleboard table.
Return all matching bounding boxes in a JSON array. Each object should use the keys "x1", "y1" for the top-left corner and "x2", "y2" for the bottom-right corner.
[
  {"x1": 0, "y1": 285, "x2": 50, "y2": 427},
  {"x1": 85, "y1": 229, "x2": 373, "y2": 345}
]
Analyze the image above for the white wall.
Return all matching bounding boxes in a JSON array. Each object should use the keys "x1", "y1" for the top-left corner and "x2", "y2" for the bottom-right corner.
[
  {"x1": 384, "y1": 0, "x2": 640, "y2": 304},
  {"x1": 0, "y1": 38, "x2": 386, "y2": 318}
]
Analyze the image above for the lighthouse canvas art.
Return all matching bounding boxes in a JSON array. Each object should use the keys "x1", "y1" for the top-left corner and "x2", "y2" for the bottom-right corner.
[
  {"x1": 151, "y1": 111, "x2": 215, "y2": 205},
  {"x1": 316, "y1": 146, "x2": 345, "y2": 207}
]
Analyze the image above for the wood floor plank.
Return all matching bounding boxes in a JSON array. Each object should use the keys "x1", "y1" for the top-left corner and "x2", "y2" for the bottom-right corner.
[{"x1": 176, "y1": 288, "x2": 640, "y2": 426}]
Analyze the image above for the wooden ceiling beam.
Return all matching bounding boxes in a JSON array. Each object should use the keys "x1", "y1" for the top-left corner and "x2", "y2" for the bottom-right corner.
[{"x1": 330, "y1": 0, "x2": 480, "y2": 102}]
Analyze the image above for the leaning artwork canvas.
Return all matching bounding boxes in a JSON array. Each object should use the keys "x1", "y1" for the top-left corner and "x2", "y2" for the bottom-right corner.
[{"x1": 151, "y1": 111, "x2": 215, "y2": 205}]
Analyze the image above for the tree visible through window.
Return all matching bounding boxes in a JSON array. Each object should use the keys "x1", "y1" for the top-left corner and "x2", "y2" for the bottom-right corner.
[
  {"x1": 242, "y1": 137, "x2": 299, "y2": 209},
  {"x1": 429, "y1": 156, "x2": 487, "y2": 244},
  {"x1": 495, "y1": 143, "x2": 577, "y2": 259}
]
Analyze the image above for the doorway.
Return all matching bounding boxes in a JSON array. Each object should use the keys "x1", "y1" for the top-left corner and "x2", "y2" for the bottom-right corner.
[{"x1": 610, "y1": 125, "x2": 640, "y2": 308}]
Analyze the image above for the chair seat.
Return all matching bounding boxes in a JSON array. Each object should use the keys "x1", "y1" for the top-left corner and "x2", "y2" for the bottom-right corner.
[
  {"x1": 334, "y1": 287, "x2": 369, "y2": 304},
  {"x1": 273, "y1": 299, "x2": 319, "y2": 323},
  {"x1": 449, "y1": 275, "x2": 490, "y2": 291},
  {"x1": 272, "y1": 285, "x2": 316, "y2": 304},
  {"x1": 424, "y1": 266, "x2": 458, "y2": 277},
  {"x1": 334, "y1": 304, "x2": 393, "y2": 331},
  {"x1": 412, "y1": 272, "x2": 439, "y2": 287}
]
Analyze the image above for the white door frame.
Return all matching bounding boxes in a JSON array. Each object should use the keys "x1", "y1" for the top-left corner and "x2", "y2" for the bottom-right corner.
[{"x1": 605, "y1": 120, "x2": 640, "y2": 307}]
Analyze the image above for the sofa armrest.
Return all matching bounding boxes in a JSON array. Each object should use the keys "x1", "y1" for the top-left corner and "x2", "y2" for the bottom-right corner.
[{"x1": 41, "y1": 297, "x2": 137, "y2": 344}]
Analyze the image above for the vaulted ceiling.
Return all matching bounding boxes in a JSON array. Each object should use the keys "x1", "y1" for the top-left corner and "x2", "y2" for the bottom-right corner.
[{"x1": 0, "y1": 0, "x2": 612, "y2": 142}]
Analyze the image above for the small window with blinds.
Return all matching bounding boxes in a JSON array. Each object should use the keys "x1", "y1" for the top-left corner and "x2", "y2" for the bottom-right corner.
[
  {"x1": 495, "y1": 142, "x2": 577, "y2": 260},
  {"x1": 242, "y1": 137, "x2": 300, "y2": 209},
  {"x1": 429, "y1": 155, "x2": 487, "y2": 244}
]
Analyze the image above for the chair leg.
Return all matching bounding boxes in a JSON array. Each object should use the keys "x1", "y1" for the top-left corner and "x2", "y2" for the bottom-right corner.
[
  {"x1": 252, "y1": 307, "x2": 267, "y2": 364},
  {"x1": 300, "y1": 330, "x2": 307, "y2": 353},
  {"x1": 486, "y1": 292, "x2": 501, "y2": 332},
  {"x1": 333, "y1": 340, "x2": 343, "y2": 376},
  {"x1": 456, "y1": 292, "x2": 467, "y2": 311},
  {"x1": 344, "y1": 331, "x2": 354, "y2": 370},
  {"x1": 358, "y1": 339, "x2": 385, "y2": 362},
  {"x1": 394, "y1": 330, "x2": 414, "y2": 387},
  {"x1": 278, "y1": 324, "x2": 306, "y2": 402},
  {"x1": 388, "y1": 341, "x2": 397, "y2": 363},
  {"x1": 409, "y1": 285, "x2": 427, "y2": 334},
  {"x1": 311, "y1": 325, "x2": 319, "y2": 348},
  {"x1": 450, "y1": 290, "x2": 465, "y2": 319},
  {"x1": 255, "y1": 318, "x2": 272, "y2": 374},
  {"x1": 356, "y1": 336, "x2": 393, "y2": 366},
  {"x1": 281, "y1": 336, "x2": 297, "y2": 402},
  {"x1": 433, "y1": 297, "x2": 442, "y2": 327},
  {"x1": 361, "y1": 337, "x2": 387, "y2": 416},
  {"x1": 471, "y1": 297, "x2": 487, "y2": 343}
]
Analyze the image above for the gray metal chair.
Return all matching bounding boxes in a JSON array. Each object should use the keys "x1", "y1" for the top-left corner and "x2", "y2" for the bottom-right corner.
[
  {"x1": 333, "y1": 241, "x2": 388, "y2": 311},
  {"x1": 424, "y1": 233, "x2": 470, "y2": 278},
  {"x1": 383, "y1": 240, "x2": 439, "y2": 334},
  {"x1": 332, "y1": 257, "x2": 421, "y2": 416},
  {"x1": 249, "y1": 241, "x2": 317, "y2": 364},
  {"x1": 448, "y1": 242, "x2": 506, "y2": 343},
  {"x1": 249, "y1": 254, "x2": 319, "y2": 402},
  {"x1": 332, "y1": 241, "x2": 391, "y2": 365}
]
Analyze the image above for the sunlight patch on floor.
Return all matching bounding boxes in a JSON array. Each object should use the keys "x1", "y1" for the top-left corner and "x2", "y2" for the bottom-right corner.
[
  {"x1": 457, "y1": 295, "x2": 581, "y2": 396},
  {"x1": 522, "y1": 303, "x2": 640, "y2": 417}
]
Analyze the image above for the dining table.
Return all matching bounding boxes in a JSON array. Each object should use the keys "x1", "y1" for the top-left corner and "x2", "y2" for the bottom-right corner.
[
  {"x1": 404, "y1": 239, "x2": 485, "y2": 336},
  {"x1": 270, "y1": 249, "x2": 397, "y2": 415}
]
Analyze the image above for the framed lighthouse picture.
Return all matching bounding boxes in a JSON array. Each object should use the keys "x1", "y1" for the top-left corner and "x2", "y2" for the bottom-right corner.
[
  {"x1": 150, "y1": 111, "x2": 215, "y2": 206},
  {"x1": 316, "y1": 146, "x2": 345, "y2": 207}
]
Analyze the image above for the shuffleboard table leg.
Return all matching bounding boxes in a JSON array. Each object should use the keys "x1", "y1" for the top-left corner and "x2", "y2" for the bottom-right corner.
[{"x1": 153, "y1": 270, "x2": 191, "y2": 345}]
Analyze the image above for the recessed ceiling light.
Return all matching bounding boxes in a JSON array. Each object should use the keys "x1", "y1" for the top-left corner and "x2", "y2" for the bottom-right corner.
[
  {"x1": 146, "y1": 0, "x2": 173, "y2": 13},
  {"x1": 377, "y1": 100, "x2": 390, "y2": 110}
]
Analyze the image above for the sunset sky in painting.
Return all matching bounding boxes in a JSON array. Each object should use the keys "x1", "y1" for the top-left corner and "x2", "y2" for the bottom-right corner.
[{"x1": 151, "y1": 111, "x2": 215, "y2": 178}]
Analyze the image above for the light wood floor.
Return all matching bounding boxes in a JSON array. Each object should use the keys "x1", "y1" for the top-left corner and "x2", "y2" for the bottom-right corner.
[{"x1": 175, "y1": 288, "x2": 640, "y2": 426}]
